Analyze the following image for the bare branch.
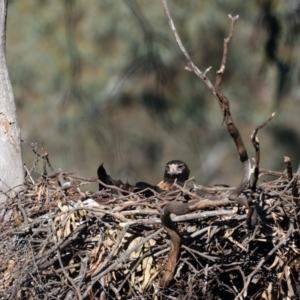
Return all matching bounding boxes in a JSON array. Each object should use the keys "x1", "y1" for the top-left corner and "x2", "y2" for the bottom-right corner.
[
  {"x1": 217, "y1": 14, "x2": 239, "y2": 76},
  {"x1": 247, "y1": 113, "x2": 275, "y2": 227},
  {"x1": 161, "y1": 0, "x2": 216, "y2": 93}
]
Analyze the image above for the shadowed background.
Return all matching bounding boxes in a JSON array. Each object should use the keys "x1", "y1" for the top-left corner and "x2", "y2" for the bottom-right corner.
[{"x1": 6, "y1": 0, "x2": 300, "y2": 189}]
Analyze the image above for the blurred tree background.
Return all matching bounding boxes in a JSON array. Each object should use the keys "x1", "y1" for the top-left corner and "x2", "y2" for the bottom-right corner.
[{"x1": 6, "y1": 0, "x2": 300, "y2": 189}]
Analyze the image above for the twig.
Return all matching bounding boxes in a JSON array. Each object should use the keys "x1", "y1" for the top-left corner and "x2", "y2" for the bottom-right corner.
[
  {"x1": 251, "y1": 113, "x2": 276, "y2": 191},
  {"x1": 161, "y1": 0, "x2": 216, "y2": 93},
  {"x1": 182, "y1": 245, "x2": 218, "y2": 261}
]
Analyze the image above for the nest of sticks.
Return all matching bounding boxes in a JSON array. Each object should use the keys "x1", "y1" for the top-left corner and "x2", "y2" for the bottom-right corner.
[{"x1": 0, "y1": 155, "x2": 300, "y2": 300}]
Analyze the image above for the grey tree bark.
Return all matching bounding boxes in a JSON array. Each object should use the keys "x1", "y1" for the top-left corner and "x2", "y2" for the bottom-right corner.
[{"x1": 0, "y1": 0, "x2": 24, "y2": 218}]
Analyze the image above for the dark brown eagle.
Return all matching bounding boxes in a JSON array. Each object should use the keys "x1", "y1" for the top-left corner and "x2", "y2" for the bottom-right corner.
[
  {"x1": 156, "y1": 160, "x2": 190, "y2": 191},
  {"x1": 97, "y1": 159, "x2": 190, "y2": 195}
]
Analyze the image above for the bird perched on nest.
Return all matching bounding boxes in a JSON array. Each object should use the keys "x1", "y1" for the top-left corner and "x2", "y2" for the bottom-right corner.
[
  {"x1": 156, "y1": 160, "x2": 190, "y2": 191},
  {"x1": 98, "y1": 160, "x2": 190, "y2": 195}
]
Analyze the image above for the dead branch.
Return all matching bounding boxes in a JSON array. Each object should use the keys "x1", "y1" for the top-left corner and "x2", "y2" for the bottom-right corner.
[
  {"x1": 160, "y1": 0, "x2": 253, "y2": 284},
  {"x1": 247, "y1": 113, "x2": 275, "y2": 227}
]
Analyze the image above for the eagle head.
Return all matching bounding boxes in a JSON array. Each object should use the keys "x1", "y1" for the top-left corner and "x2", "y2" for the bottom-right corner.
[{"x1": 164, "y1": 160, "x2": 190, "y2": 183}]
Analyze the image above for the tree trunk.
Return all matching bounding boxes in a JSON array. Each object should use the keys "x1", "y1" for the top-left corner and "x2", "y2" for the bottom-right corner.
[{"x1": 0, "y1": 0, "x2": 24, "y2": 218}]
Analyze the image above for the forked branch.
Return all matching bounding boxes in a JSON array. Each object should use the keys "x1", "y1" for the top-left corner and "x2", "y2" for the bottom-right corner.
[
  {"x1": 162, "y1": 0, "x2": 249, "y2": 200},
  {"x1": 160, "y1": 0, "x2": 251, "y2": 287}
]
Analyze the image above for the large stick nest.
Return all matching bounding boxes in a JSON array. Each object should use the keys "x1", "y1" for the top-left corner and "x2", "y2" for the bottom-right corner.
[{"x1": 0, "y1": 162, "x2": 300, "y2": 300}]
